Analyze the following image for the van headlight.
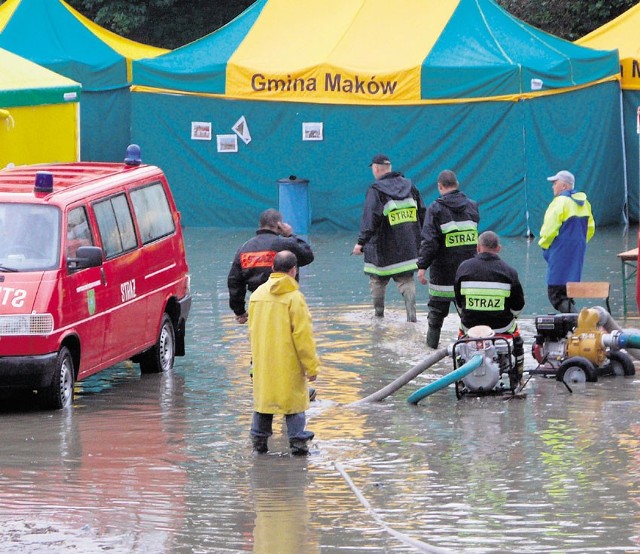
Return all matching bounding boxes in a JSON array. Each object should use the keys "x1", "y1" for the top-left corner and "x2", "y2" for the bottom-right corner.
[{"x1": 0, "y1": 314, "x2": 54, "y2": 336}]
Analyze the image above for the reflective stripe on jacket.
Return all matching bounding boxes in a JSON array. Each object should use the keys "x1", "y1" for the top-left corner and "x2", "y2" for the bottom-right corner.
[
  {"x1": 227, "y1": 229, "x2": 314, "y2": 316},
  {"x1": 357, "y1": 172, "x2": 426, "y2": 277},
  {"x1": 417, "y1": 190, "x2": 479, "y2": 296},
  {"x1": 454, "y1": 252, "x2": 525, "y2": 332}
]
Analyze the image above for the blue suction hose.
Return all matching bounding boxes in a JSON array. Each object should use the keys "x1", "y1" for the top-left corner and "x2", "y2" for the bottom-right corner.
[{"x1": 407, "y1": 354, "x2": 483, "y2": 405}]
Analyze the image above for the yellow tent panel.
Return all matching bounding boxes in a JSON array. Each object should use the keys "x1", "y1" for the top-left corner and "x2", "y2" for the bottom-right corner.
[
  {"x1": 0, "y1": 103, "x2": 79, "y2": 167},
  {"x1": 0, "y1": 47, "x2": 80, "y2": 167},
  {"x1": 577, "y1": 4, "x2": 640, "y2": 90},
  {"x1": 227, "y1": 0, "x2": 458, "y2": 102}
]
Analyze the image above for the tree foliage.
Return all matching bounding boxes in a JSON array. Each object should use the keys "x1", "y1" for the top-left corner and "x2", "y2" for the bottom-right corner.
[
  {"x1": 48, "y1": 0, "x2": 640, "y2": 48},
  {"x1": 65, "y1": 0, "x2": 254, "y2": 48},
  {"x1": 496, "y1": 0, "x2": 638, "y2": 41}
]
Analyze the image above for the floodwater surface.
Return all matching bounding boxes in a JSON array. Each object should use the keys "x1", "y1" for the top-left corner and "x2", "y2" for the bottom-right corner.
[{"x1": 0, "y1": 226, "x2": 639, "y2": 553}]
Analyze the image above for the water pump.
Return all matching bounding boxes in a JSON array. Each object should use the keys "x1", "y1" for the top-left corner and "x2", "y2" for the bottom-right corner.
[{"x1": 531, "y1": 308, "x2": 636, "y2": 382}]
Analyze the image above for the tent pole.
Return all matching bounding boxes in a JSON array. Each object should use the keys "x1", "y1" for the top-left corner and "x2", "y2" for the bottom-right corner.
[{"x1": 619, "y1": 85, "x2": 629, "y2": 235}]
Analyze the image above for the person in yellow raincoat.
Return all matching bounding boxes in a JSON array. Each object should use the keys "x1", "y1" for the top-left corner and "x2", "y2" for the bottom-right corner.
[{"x1": 248, "y1": 250, "x2": 320, "y2": 455}]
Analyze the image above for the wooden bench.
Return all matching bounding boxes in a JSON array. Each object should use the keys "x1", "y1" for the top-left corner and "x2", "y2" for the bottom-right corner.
[{"x1": 566, "y1": 281, "x2": 611, "y2": 313}]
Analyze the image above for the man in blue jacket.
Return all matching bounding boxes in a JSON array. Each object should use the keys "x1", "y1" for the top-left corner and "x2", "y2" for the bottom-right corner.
[
  {"x1": 539, "y1": 170, "x2": 595, "y2": 313},
  {"x1": 352, "y1": 154, "x2": 426, "y2": 322}
]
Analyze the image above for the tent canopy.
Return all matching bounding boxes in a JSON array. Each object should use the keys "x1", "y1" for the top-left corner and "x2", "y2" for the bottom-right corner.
[
  {"x1": 0, "y1": 47, "x2": 80, "y2": 166},
  {"x1": 134, "y1": 0, "x2": 618, "y2": 103},
  {"x1": 0, "y1": 0, "x2": 167, "y2": 90},
  {"x1": 130, "y1": 0, "x2": 624, "y2": 237},
  {"x1": 577, "y1": 3, "x2": 640, "y2": 91},
  {"x1": 0, "y1": 46, "x2": 80, "y2": 107},
  {"x1": 0, "y1": 0, "x2": 168, "y2": 161}
]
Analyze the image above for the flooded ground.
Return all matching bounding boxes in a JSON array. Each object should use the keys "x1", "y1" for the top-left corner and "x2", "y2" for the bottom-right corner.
[{"x1": 0, "y1": 225, "x2": 639, "y2": 553}]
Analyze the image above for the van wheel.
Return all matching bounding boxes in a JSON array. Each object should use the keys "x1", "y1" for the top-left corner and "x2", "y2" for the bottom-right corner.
[
  {"x1": 42, "y1": 347, "x2": 74, "y2": 410},
  {"x1": 140, "y1": 314, "x2": 175, "y2": 374}
]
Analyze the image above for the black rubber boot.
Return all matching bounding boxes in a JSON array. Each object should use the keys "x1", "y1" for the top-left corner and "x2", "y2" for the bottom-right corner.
[
  {"x1": 373, "y1": 297, "x2": 385, "y2": 317},
  {"x1": 251, "y1": 436, "x2": 268, "y2": 454},
  {"x1": 289, "y1": 438, "x2": 310, "y2": 456},
  {"x1": 426, "y1": 326, "x2": 441, "y2": 349}
]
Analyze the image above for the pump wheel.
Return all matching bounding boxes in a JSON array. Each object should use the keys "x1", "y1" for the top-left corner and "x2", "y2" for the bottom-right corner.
[
  {"x1": 140, "y1": 313, "x2": 175, "y2": 374},
  {"x1": 557, "y1": 356, "x2": 598, "y2": 384},
  {"x1": 605, "y1": 351, "x2": 636, "y2": 377},
  {"x1": 41, "y1": 346, "x2": 75, "y2": 410}
]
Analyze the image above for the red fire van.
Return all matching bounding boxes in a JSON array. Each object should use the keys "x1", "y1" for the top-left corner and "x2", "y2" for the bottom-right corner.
[{"x1": 0, "y1": 146, "x2": 191, "y2": 409}]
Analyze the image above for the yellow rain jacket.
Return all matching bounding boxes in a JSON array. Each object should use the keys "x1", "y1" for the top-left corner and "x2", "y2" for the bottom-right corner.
[{"x1": 249, "y1": 272, "x2": 319, "y2": 415}]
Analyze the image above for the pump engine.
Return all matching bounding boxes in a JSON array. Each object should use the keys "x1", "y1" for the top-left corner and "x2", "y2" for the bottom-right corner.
[
  {"x1": 452, "y1": 325, "x2": 520, "y2": 397},
  {"x1": 531, "y1": 309, "x2": 635, "y2": 382}
]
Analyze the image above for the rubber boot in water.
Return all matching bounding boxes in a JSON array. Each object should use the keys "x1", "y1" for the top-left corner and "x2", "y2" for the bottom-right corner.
[
  {"x1": 290, "y1": 439, "x2": 310, "y2": 456},
  {"x1": 426, "y1": 326, "x2": 441, "y2": 349},
  {"x1": 373, "y1": 297, "x2": 384, "y2": 318},
  {"x1": 252, "y1": 436, "x2": 268, "y2": 454},
  {"x1": 403, "y1": 289, "x2": 417, "y2": 323}
]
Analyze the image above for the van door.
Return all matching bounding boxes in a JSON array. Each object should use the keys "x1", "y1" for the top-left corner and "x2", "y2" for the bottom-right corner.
[
  {"x1": 129, "y1": 181, "x2": 180, "y2": 341},
  {"x1": 92, "y1": 193, "x2": 147, "y2": 366},
  {"x1": 63, "y1": 205, "x2": 106, "y2": 378}
]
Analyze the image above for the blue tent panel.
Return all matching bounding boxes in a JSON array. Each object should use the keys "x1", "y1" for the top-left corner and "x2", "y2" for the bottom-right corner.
[{"x1": 132, "y1": 82, "x2": 623, "y2": 237}]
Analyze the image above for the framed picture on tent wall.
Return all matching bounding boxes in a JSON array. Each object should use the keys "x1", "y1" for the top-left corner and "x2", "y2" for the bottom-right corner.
[
  {"x1": 191, "y1": 121, "x2": 212, "y2": 141},
  {"x1": 217, "y1": 134, "x2": 238, "y2": 153},
  {"x1": 302, "y1": 122, "x2": 323, "y2": 141}
]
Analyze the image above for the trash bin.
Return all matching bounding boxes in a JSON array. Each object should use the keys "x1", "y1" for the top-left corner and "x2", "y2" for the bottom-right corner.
[{"x1": 277, "y1": 175, "x2": 310, "y2": 239}]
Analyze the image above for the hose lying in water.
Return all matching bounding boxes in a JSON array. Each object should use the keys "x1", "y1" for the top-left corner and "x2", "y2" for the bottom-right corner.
[
  {"x1": 348, "y1": 347, "x2": 448, "y2": 406},
  {"x1": 334, "y1": 461, "x2": 452, "y2": 554},
  {"x1": 406, "y1": 354, "x2": 484, "y2": 405}
]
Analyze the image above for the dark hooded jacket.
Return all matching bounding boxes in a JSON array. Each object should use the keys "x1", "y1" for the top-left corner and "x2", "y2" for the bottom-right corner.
[
  {"x1": 227, "y1": 229, "x2": 314, "y2": 316},
  {"x1": 356, "y1": 171, "x2": 426, "y2": 277},
  {"x1": 454, "y1": 251, "x2": 525, "y2": 333},
  {"x1": 417, "y1": 189, "x2": 479, "y2": 300}
]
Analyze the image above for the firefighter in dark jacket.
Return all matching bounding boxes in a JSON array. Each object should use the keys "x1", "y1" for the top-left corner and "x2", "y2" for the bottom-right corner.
[
  {"x1": 352, "y1": 154, "x2": 426, "y2": 322},
  {"x1": 417, "y1": 169, "x2": 479, "y2": 348},
  {"x1": 454, "y1": 230, "x2": 525, "y2": 379},
  {"x1": 228, "y1": 209, "x2": 314, "y2": 324}
]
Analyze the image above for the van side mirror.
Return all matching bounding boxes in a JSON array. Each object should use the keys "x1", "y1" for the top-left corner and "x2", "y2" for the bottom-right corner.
[{"x1": 68, "y1": 246, "x2": 103, "y2": 270}]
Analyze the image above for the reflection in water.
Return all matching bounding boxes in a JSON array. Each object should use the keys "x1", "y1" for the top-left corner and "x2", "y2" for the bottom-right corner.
[
  {"x1": 0, "y1": 227, "x2": 639, "y2": 552},
  {"x1": 0, "y1": 367, "x2": 187, "y2": 552},
  {"x1": 250, "y1": 456, "x2": 319, "y2": 554}
]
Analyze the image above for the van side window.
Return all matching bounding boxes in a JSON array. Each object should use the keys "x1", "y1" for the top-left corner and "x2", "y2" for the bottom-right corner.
[
  {"x1": 130, "y1": 182, "x2": 175, "y2": 244},
  {"x1": 66, "y1": 207, "x2": 93, "y2": 259},
  {"x1": 94, "y1": 194, "x2": 137, "y2": 258}
]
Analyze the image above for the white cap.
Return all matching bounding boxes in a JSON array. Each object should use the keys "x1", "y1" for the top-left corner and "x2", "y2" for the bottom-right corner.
[{"x1": 547, "y1": 170, "x2": 575, "y2": 187}]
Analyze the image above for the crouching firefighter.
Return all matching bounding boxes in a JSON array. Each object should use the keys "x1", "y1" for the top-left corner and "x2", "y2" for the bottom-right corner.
[{"x1": 453, "y1": 231, "x2": 526, "y2": 382}]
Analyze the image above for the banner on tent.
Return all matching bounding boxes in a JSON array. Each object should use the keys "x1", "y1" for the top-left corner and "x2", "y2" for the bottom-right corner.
[
  {"x1": 620, "y1": 60, "x2": 640, "y2": 90},
  {"x1": 226, "y1": 65, "x2": 419, "y2": 103}
]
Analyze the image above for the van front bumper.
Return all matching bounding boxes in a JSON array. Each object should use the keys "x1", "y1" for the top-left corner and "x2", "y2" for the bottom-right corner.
[{"x1": 0, "y1": 353, "x2": 58, "y2": 389}]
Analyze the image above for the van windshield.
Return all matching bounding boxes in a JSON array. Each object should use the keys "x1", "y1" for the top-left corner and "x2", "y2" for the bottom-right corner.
[{"x1": 0, "y1": 204, "x2": 60, "y2": 271}]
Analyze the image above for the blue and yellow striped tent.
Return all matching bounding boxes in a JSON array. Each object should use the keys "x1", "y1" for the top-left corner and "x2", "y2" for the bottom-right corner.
[
  {"x1": 132, "y1": 0, "x2": 623, "y2": 235},
  {"x1": 0, "y1": 0, "x2": 167, "y2": 162}
]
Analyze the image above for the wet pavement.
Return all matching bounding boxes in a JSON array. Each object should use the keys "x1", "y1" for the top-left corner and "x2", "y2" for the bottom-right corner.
[{"x1": 0, "y1": 225, "x2": 640, "y2": 553}]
